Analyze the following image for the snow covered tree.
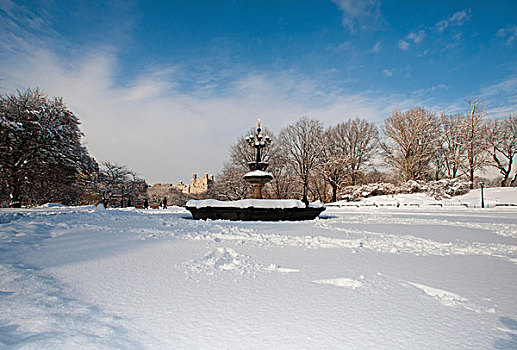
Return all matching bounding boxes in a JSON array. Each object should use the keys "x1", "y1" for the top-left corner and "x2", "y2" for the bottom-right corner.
[
  {"x1": 381, "y1": 107, "x2": 440, "y2": 182},
  {"x1": 486, "y1": 114, "x2": 517, "y2": 187},
  {"x1": 279, "y1": 117, "x2": 325, "y2": 204},
  {"x1": 0, "y1": 88, "x2": 97, "y2": 207}
]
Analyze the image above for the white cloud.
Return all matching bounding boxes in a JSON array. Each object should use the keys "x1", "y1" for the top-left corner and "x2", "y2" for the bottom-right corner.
[
  {"x1": 371, "y1": 40, "x2": 381, "y2": 53},
  {"x1": 2, "y1": 42, "x2": 415, "y2": 183},
  {"x1": 435, "y1": 9, "x2": 472, "y2": 32},
  {"x1": 496, "y1": 25, "x2": 517, "y2": 45},
  {"x1": 435, "y1": 20, "x2": 449, "y2": 33},
  {"x1": 408, "y1": 30, "x2": 426, "y2": 44},
  {"x1": 331, "y1": 0, "x2": 384, "y2": 33},
  {"x1": 334, "y1": 41, "x2": 353, "y2": 52},
  {"x1": 397, "y1": 39, "x2": 410, "y2": 50},
  {"x1": 449, "y1": 9, "x2": 471, "y2": 26},
  {"x1": 398, "y1": 30, "x2": 425, "y2": 50},
  {"x1": 382, "y1": 69, "x2": 393, "y2": 77},
  {"x1": 479, "y1": 76, "x2": 517, "y2": 118}
]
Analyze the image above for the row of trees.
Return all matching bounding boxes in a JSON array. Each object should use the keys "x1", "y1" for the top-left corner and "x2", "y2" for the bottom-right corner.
[
  {"x1": 212, "y1": 101, "x2": 517, "y2": 203},
  {"x1": 2, "y1": 88, "x2": 515, "y2": 206},
  {"x1": 0, "y1": 88, "x2": 146, "y2": 207}
]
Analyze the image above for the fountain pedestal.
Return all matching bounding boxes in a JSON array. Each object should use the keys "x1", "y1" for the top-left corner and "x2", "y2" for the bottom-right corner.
[{"x1": 243, "y1": 170, "x2": 273, "y2": 199}]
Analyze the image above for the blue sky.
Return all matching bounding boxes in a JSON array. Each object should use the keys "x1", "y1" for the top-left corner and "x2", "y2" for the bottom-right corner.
[{"x1": 1, "y1": 0, "x2": 516, "y2": 183}]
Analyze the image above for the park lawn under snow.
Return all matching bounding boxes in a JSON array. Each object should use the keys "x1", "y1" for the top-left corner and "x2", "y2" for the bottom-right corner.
[{"x1": 1, "y1": 189, "x2": 517, "y2": 349}]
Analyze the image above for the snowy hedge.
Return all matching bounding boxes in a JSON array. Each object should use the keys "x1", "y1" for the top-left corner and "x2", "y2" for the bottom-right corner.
[{"x1": 340, "y1": 179, "x2": 471, "y2": 201}]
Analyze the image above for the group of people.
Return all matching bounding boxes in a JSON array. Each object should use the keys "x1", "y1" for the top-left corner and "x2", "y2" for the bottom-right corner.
[
  {"x1": 141, "y1": 197, "x2": 167, "y2": 209},
  {"x1": 101, "y1": 196, "x2": 168, "y2": 209}
]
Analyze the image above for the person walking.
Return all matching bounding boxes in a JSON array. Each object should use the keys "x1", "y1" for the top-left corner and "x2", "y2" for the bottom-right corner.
[{"x1": 162, "y1": 196, "x2": 167, "y2": 209}]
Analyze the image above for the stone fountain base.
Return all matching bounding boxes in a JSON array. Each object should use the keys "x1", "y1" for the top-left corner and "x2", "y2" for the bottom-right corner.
[
  {"x1": 185, "y1": 199, "x2": 325, "y2": 221},
  {"x1": 243, "y1": 170, "x2": 273, "y2": 199}
]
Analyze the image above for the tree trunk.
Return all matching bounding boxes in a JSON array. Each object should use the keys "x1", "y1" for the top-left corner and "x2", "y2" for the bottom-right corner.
[
  {"x1": 332, "y1": 184, "x2": 337, "y2": 203},
  {"x1": 302, "y1": 178, "x2": 309, "y2": 206},
  {"x1": 9, "y1": 183, "x2": 21, "y2": 208},
  {"x1": 510, "y1": 172, "x2": 517, "y2": 187}
]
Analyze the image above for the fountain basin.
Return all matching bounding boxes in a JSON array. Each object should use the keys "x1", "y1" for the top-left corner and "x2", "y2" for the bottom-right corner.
[{"x1": 186, "y1": 199, "x2": 325, "y2": 221}]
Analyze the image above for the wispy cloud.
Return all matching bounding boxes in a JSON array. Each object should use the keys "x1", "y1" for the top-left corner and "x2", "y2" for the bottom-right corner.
[
  {"x1": 371, "y1": 40, "x2": 381, "y2": 53},
  {"x1": 382, "y1": 69, "x2": 393, "y2": 77},
  {"x1": 1, "y1": 39, "x2": 412, "y2": 182},
  {"x1": 397, "y1": 30, "x2": 425, "y2": 50},
  {"x1": 333, "y1": 41, "x2": 353, "y2": 53},
  {"x1": 408, "y1": 30, "x2": 426, "y2": 44},
  {"x1": 397, "y1": 40, "x2": 409, "y2": 51},
  {"x1": 435, "y1": 9, "x2": 472, "y2": 32},
  {"x1": 2, "y1": 2, "x2": 513, "y2": 182},
  {"x1": 479, "y1": 76, "x2": 517, "y2": 118},
  {"x1": 331, "y1": 0, "x2": 384, "y2": 33},
  {"x1": 496, "y1": 25, "x2": 517, "y2": 45}
]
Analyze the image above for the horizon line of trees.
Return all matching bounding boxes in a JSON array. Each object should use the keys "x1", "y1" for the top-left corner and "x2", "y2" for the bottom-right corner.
[
  {"x1": 211, "y1": 101, "x2": 517, "y2": 203},
  {"x1": 2, "y1": 87, "x2": 516, "y2": 207}
]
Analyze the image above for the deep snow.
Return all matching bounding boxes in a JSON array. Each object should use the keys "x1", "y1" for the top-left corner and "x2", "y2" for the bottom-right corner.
[{"x1": 1, "y1": 190, "x2": 516, "y2": 349}]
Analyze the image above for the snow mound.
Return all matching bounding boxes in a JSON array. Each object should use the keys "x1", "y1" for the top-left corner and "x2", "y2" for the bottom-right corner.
[
  {"x1": 313, "y1": 278, "x2": 363, "y2": 289},
  {"x1": 406, "y1": 282, "x2": 468, "y2": 308},
  {"x1": 308, "y1": 200, "x2": 325, "y2": 208},
  {"x1": 340, "y1": 179, "x2": 470, "y2": 202},
  {"x1": 201, "y1": 248, "x2": 252, "y2": 271},
  {"x1": 184, "y1": 248, "x2": 299, "y2": 275},
  {"x1": 38, "y1": 203, "x2": 68, "y2": 208},
  {"x1": 184, "y1": 248, "x2": 262, "y2": 274},
  {"x1": 451, "y1": 187, "x2": 517, "y2": 207}
]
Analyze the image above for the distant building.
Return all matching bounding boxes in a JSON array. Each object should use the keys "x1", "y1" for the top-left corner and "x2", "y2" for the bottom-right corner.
[
  {"x1": 187, "y1": 173, "x2": 214, "y2": 195},
  {"x1": 148, "y1": 173, "x2": 214, "y2": 205}
]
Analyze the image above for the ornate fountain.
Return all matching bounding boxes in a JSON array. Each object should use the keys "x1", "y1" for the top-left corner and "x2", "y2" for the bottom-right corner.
[
  {"x1": 185, "y1": 120, "x2": 325, "y2": 221},
  {"x1": 242, "y1": 120, "x2": 273, "y2": 199}
]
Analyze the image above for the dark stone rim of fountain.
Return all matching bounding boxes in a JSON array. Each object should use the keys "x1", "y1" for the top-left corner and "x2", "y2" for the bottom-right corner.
[{"x1": 185, "y1": 206, "x2": 325, "y2": 221}]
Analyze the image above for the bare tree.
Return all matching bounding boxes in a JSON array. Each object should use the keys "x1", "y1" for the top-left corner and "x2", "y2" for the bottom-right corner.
[
  {"x1": 381, "y1": 107, "x2": 440, "y2": 181},
  {"x1": 487, "y1": 114, "x2": 517, "y2": 187},
  {"x1": 95, "y1": 162, "x2": 146, "y2": 207},
  {"x1": 320, "y1": 118, "x2": 378, "y2": 202},
  {"x1": 439, "y1": 113, "x2": 467, "y2": 179},
  {"x1": 208, "y1": 162, "x2": 250, "y2": 200},
  {"x1": 264, "y1": 148, "x2": 297, "y2": 199},
  {"x1": 279, "y1": 117, "x2": 324, "y2": 204},
  {"x1": 229, "y1": 127, "x2": 278, "y2": 170},
  {"x1": 319, "y1": 137, "x2": 347, "y2": 202},
  {"x1": 464, "y1": 98, "x2": 489, "y2": 188}
]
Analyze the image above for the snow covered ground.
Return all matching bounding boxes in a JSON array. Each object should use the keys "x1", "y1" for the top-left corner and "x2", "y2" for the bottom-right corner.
[
  {"x1": 1, "y1": 190, "x2": 516, "y2": 349},
  {"x1": 329, "y1": 187, "x2": 517, "y2": 208}
]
